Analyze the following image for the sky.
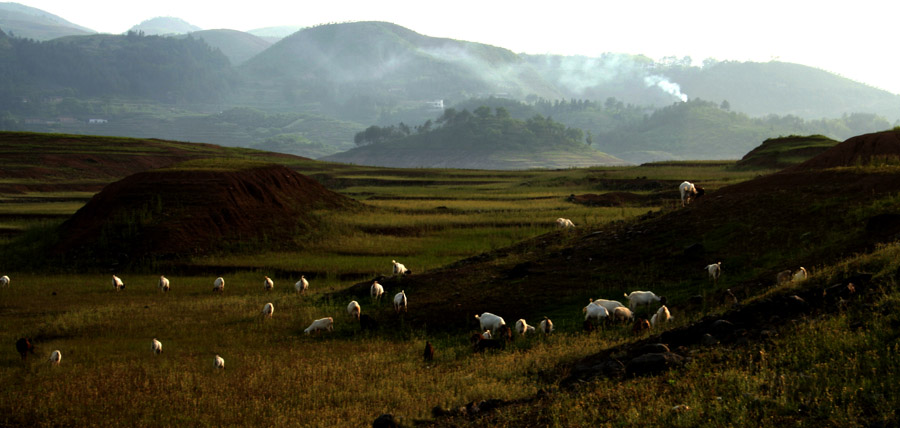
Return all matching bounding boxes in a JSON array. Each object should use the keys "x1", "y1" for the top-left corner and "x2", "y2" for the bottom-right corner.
[{"x1": 13, "y1": 0, "x2": 900, "y2": 94}]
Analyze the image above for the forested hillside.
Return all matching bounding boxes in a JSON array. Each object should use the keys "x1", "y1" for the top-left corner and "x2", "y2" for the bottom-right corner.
[
  {"x1": 324, "y1": 106, "x2": 626, "y2": 168},
  {"x1": 0, "y1": 30, "x2": 234, "y2": 104}
]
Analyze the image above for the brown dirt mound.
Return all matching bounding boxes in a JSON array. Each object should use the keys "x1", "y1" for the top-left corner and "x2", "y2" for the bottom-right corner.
[
  {"x1": 54, "y1": 163, "x2": 358, "y2": 266},
  {"x1": 789, "y1": 130, "x2": 900, "y2": 171}
]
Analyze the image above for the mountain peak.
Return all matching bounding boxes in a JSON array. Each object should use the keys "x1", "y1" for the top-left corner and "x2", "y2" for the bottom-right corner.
[{"x1": 129, "y1": 16, "x2": 201, "y2": 35}]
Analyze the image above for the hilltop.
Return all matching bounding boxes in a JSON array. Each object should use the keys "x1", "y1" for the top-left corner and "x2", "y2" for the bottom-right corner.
[
  {"x1": 53, "y1": 160, "x2": 359, "y2": 267},
  {"x1": 324, "y1": 107, "x2": 627, "y2": 169},
  {"x1": 735, "y1": 134, "x2": 839, "y2": 169},
  {"x1": 0, "y1": 2, "x2": 93, "y2": 40},
  {"x1": 183, "y1": 29, "x2": 271, "y2": 65}
]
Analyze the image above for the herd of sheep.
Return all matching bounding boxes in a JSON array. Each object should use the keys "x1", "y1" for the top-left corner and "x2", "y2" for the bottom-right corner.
[{"x1": 5, "y1": 181, "x2": 812, "y2": 370}]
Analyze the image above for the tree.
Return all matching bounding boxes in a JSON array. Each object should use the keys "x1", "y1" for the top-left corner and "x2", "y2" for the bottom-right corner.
[{"x1": 720, "y1": 100, "x2": 730, "y2": 111}]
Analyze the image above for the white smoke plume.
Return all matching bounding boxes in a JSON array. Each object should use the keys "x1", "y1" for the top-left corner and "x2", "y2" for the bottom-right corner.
[{"x1": 643, "y1": 75, "x2": 688, "y2": 102}]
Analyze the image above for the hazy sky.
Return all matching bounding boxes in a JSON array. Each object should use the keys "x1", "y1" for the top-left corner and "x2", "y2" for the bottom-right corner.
[{"x1": 13, "y1": 0, "x2": 900, "y2": 94}]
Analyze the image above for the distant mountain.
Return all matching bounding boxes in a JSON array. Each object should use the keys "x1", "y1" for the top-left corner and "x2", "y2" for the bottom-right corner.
[
  {"x1": 247, "y1": 26, "x2": 303, "y2": 43},
  {"x1": 238, "y1": 21, "x2": 562, "y2": 122},
  {"x1": 323, "y1": 107, "x2": 627, "y2": 169},
  {"x1": 671, "y1": 60, "x2": 900, "y2": 120},
  {"x1": 129, "y1": 17, "x2": 201, "y2": 36},
  {"x1": 0, "y1": 2, "x2": 94, "y2": 40},
  {"x1": 184, "y1": 29, "x2": 271, "y2": 65}
]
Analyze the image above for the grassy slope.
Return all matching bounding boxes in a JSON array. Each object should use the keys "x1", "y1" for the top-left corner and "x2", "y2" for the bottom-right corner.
[{"x1": 1, "y1": 132, "x2": 899, "y2": 426}]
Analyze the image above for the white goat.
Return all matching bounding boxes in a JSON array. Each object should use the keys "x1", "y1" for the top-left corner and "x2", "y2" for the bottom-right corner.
[
  {"x1": 304, "y1": 317, "x2": 334, "y2": 335},
  {"x1": 515, "y1": 319, "x2": 534, "y2": 336},
  {"x1": 393, "y1": 290, "x2": 408, "y2": 313},
  {"x1": 474, "y1": 312, "x2": 506, "y2": 335},
  {"x1": 392, "y1": 260, "x2": 409, "y2": 276},
  {"x1": 295, "y1": 275, "x2": 309, "y2": 294},
  {"x1": 624, "y1": 290, "x2": 663, "y2": 311},
  {"x1": 158, "y1": 275, "x2": 170, "y2": 293},
  {"x1": 481, "y1": 330, "x2": 492, "y2": 340},
  {"x1": 213, "y1": 277, "x2": 225, "y2": 293},
  {"x1": 261, "y1": 302, "x2": 275, "y2": 318},
  {"x1": 370, "y1": 281, "x2": 384, "y2": 302},
  {"x1": 214, "y1": 355, "x2": 225, "y2": 369},
  {"x1": 112, "y1": 275, "x2": 124, "y2": 291},
  {"x1": 793, "y1": 267, "x2": 808, "y2": 282},
  {"x1": 0, "y1": 275, "x2": 9, "y2": 287},
  {"x1": 264, "y1": 276, "x2": 274, "y2": 291},
  {"x1": 650, "y1": 305, "x2": 672, "y2": 328},
  {"x1": 556, "y1": 217, "x2": 575, "y2": 228},
  {"x1": 583, "y1": 302, "x2": 610, "y2": 324},
  {"x1": 679, "y1": 181, "x2": 704, "y2": 207},
  {"x1": 49, "y1": 350, "x2": 62, "y2": 365},
  {"x1": 612, "y1": 306, "x2": 634, "y2": 322},
  {"x1": 539, "y1": 316, "x2": 554, "y2": 334},
  {"x1": 589, "y1": 298, "x2": 625, "y2": 313},
  {"x1": 347, "y1": 300, "x2": 361, "y2": 320},
  {"x1": 151, "y1": 338, "x2": 162, "y2": 355},
  {"x1": 706, "y1": 262, "x2": 722, "y2": 284}
]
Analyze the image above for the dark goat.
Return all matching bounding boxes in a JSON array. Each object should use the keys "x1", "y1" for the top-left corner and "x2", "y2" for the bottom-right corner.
[
  {"x1": 495, "y1": 325, "x2": 513, "y2": 342},
  {"x1": 632, "y1": 318, "x2": 651, "y2": 335},
  {"x1": 473, "y1": 336, "x2": 505, "y2": 353},
  {"x1": 423, "y1": 341, "x2": 434, "y2": 362},
  {"x1": 15, "y1": 338, "x2": 35, "y2": 360}
]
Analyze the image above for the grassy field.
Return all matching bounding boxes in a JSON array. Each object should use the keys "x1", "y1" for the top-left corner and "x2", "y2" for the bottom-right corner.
[{"x1": 1, "y1": 145, "x2": 898, "y2": 427}]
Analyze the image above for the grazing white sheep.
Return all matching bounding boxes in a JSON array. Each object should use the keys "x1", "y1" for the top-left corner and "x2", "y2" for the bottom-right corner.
[
  {"x1": 213, "y1": 277, "x2": 225, "y2": 293},
  {"x1": 112, "y1": 275, "x2": 124, "y2": 291},
  {"x1": 393, "y1": 290, "x2": 408, "y2": 313},
  {"x1": 264, "y1": 276, "x2": 274, "y2": 291},
  {"x1": 48, "y1": 350, "x2": 62, "y2": 365},
  {"x1": 679, "y1": 181, "x2": 705, "y2": 207},
  {"x1": 589, "y1": 298, "x2": 625, "y2": 313},
  {"x1": 0, "y1": 275, "x2": 9, "y2": 287},
  {"x1": 392, "y1": 260, "x2": 409, "y2": 276},
  {"x1": 347, "y1": 300, "x2": 361, "y2": 321},
  {"x1": 515, "y1": 319, "x2": 534, "y2": 336},
  {"x1": 214, "y1": 355, "x2": 225, "y2": 369},
  {"x1": 158, "y1": 275, "x2": 170, "y2": 293},
  {"x1": 650, "y1": 305, "x2": 672, "y2": 328},
  {"x1": 370, "y1": 281, "x2": 384, "y2": 301},
  {"x1": 474, "y1": 312, "x2": 506, "y2": 335},
  {"x1": 583, "y1": 302, "x2": 610, "y2": 324},
  {"x1": 261, "y1": 302, "x2": 275, "y2": 318},
  {"x1": 706, "y1": 262, "x2": 722, "y2": 284},
  {"x1": 556, "y1": 218, "x2": 575, "y2": 228},
  {"x1": 539, "y1": 316, "x2": 554, "y2": 334},
  {"x1": 151, "y1": 338, "x2": 162, "y2": 355},
  {"x1": 304, "y1": 317, "x2": 334, "y2": 335},
  {"x1": 793, "y1": 267, "x2": 808, "y2": 282},
  {"x1": 295, "y1": 275, "x2": 309, "y2": 294},
  {"x1": 624, "y1": 290, "x2": 663, "y2": 311},
  {"x1": 612, "y1": 306, "x2": 634, "y2": 322}
]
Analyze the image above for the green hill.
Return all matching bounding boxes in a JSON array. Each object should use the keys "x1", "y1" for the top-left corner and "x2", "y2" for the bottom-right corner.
[
  {"x1": 237, "y1": 21, "x2": 561, "y2": 121},
  {"x1": 735, "y1": 134, "x2": 840, "y2": 169},
  {"x1": 0, "y1": 31, "x2": 234, "y2": 103},
  {"x1": 184, "y1": 29, "x2": 271, "y2": 65},
  {"x1": 324, "y1": 107, "x2": 627, "y2": 169},
  {"x1": 0, "y1": 2, "x2": 94, "y2": 40}
]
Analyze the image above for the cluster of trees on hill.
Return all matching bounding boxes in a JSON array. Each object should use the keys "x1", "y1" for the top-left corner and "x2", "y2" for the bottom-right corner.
[
  {"x1": 0, "y1": 31, "x2": 234, "y2": 106},
  {"x1": 354, "y1": 106, "x2": 588, "y2": 150}
]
